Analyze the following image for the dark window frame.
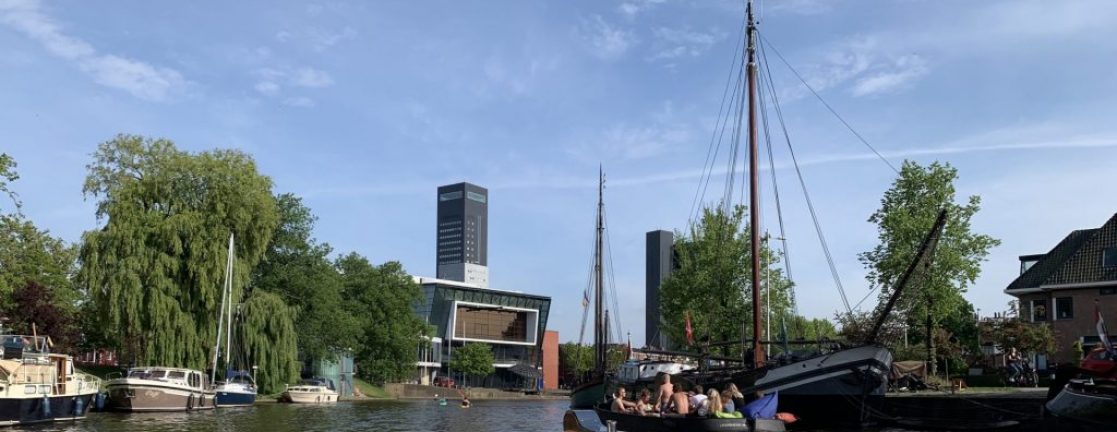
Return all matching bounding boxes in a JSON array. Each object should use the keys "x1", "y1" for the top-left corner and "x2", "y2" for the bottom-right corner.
[
  {"x1": 1055, "y1": 297, "x2": 1074, "y2": 320},
  {"x1": 1030, "y1": 299, "x2": 1047, "y2": 322},
  {"x1": 1104, "y1": 247, "x2": 1117, "y2": 268}
]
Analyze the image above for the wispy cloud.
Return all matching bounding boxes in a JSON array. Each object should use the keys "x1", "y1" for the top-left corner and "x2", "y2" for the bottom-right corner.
[
  {"x1": 851, "y1": 54, "x2": 928, "y2": 96},
  {"x1": 282, "y1": 97, "x2": 315, "y2": 108},
  {"x1": 251, "y1": 66, "x2": 333, "y2": 106},
  {"x1": 0, "y1": 0, "x2": 188, "y2": 101},
  {"x1": 767, "y1": 0, "x2": 839, "y2": 16},
  {"x1": 579, "y1": 15, "x2": 635, "y2": 60},
  {"x1": 275, "y1": 26, "x2": 356, "y2": 52},
  {"x1": 618, "y1": 0, "x2": 666, "y2": 19},
  {"x1": 649, "y1": 27, "x2": 724, "y2": 62}
]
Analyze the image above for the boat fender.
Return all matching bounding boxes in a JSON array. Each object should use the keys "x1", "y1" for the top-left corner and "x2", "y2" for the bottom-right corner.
[
  {"x1": 187, "y1": 393, "x2": 194, "y2": 410},
  {"x1": 94, "y1": 392, "x2": 106, "y2": 411},
  {"x1": 74, "y1": 396, "x2": 84, "y2": 415},
  {"x1": 316, "y1": 395, "x2": 321, "y2": 403},
  {"x1": 42, "y1": 394, "x2": 50, "y2": 417}
]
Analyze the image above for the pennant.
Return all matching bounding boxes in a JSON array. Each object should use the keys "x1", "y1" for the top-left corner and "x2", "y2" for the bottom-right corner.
[
  {"x1": 1097, "y1": 301, "x2": 1114, "y2": 355},
  {"x1": 685, "y1": 311, "x2": 695, "y2": 346},
  {"x1": 581, "y1": 287, "x2": 590, "y2": 308}
]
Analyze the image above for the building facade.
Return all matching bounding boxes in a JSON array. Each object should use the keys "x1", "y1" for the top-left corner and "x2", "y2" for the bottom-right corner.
[
  {"x1": 436, "y1": 182, "x2": 489, "y2": 287},
  {"x1": 413, "y1": 277, "x2": 550, "y2": 389},
  {"x1": 645, "y1": 230, "x2": 674, "y2": 349},
  {"x1": 1004, "y1": 213, "x2": 1117, "y2": 365}
]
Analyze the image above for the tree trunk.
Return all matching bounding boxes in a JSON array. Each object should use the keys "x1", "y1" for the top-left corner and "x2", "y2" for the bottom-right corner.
[{"x1": 926, "y1": 295, "x2": 937, "y2": 378}]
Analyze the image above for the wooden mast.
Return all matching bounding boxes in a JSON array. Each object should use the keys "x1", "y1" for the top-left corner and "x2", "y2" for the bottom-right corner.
[
  {"x1": 594, "y1": 167, "x2": 607, "y2": 375},
  {"x1": 746, "y1": 0, "x2": 765, "y2": 367}
]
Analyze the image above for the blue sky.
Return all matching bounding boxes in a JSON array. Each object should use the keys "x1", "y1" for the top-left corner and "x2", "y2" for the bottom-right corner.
[{"x1": 2, "y1": 0, "x2": 1117, "y2": 344}]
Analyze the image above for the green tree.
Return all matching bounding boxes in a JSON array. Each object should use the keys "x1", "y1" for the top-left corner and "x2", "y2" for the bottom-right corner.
[
  {"x1": 0, "y1": 153, "x2": 20, "y2": 211},
  {"x1": 250, "y1": 194, "x2": 360, "y2": 361},
  {"x1": 858, "y1": 160, "x2": 999, "y2": 371},
  {"x1": 450, "y1": 342, "x2": 495, "y2": 386},
  {"x1": 659, "y1": 205, "x2": 794, "y2": 356},
  {"x1": 79, "y1": 135, "x2": 280, "y2": 368},
  {"x1": 336, "y1": 253, "x2": 428, "y2": 384},
  {"x1": 235, "y1": 290, "x2": 300, "y2": 393},
  {"x1": 559, "y1": 342, "x2": 593, "y2": 380}
]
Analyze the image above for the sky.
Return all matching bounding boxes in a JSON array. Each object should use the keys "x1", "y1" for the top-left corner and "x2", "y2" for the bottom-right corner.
[{"x1": 2, "y1": 0, "x2": 1117, "y2": 345}]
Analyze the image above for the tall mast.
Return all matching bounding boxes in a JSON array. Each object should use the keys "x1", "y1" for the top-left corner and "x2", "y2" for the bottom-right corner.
[
  {"x1": 593, "y1": 167, "x2": 606, "y2": 375},
  {"x1": 224, "y1": 233, "x2": 235, "y2": 373},
  {"x1": 211, "y1": 233, "x2": 234, "y2": 385},
  {"x1": 746, "y1": 0, "x2": 765, "y2": 367}
]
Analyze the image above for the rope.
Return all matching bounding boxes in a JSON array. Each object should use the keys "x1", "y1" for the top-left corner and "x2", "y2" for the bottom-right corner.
[
  {"x1": 758, "y1": 33, "x2": 899, "y2": 174},
  {"x1": 758, "y1": 36, "x2": 853, "y2": 315}
]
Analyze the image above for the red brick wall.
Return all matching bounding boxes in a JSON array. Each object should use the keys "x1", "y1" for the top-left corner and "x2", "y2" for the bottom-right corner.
[
  {"x1": 1016, "y1": 289, "x2": 1117, "y2": 364},
  {"x1": 542, "y1": 330, "x2": 559, "y2": 390}
]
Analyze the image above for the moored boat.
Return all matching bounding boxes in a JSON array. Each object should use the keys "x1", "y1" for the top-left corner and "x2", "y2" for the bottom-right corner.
[
  {"x1": 105, "y1": 366, "x2": 215, "y2": 411},
  {"x1": 279, "y1": 378, "x2": 338, "y2": 404},
  {"x1": 0, "y1": 334, "x2": 100, "y2": 426},
  {"x1": 593, "y1": 403, "x2": 785, "y2": 432},
  {"x1": 1045, "y1": 378, "x2": 1117, "y2": 426},
  {"x1": 214, "y1": 370, "x2": 257, "y2": 407}
]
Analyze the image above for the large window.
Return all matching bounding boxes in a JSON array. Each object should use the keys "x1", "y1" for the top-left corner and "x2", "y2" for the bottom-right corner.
[
  {"x1": 439, "y1": 191, "x2": 463, "y2": 201},
  {"x1": 1030, "y1": 299, "x2": 1047, "y2": 322},
  {"x1": 1055, "y1": 297, "x2": 1074, "y2": 320},
  {"x1": 466, "y1": 191, "x2": 487, "y2": 203},
  {"x1": 454, "y1": 305, "x2": 528, "y2": 343}
]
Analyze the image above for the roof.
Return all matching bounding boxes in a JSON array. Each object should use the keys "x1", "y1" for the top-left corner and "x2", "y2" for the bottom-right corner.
[
  {"x1": 412, "y1": 276, "x2": 550, "y2": 301},
  {"x1": 1006, "y1": 213, "x2": 1117, "y2": 291}
]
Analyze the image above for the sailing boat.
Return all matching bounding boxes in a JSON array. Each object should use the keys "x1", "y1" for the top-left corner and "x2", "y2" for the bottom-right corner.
[
  {"x1": 212, "y1": 233, "x2": 258, "y2": 407},
  {"x1": 568, "y1": 168, "x2": 610, "y2": 409}
]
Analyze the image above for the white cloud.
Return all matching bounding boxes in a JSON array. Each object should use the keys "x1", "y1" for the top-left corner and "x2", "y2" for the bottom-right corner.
[
  {"x1": 0, "y1": 0, "x2": 187, "y2": 101},
  {"x1": 767, "y1": 0, "x2": 838, "y2": 15},
  {"x1": 291, "y1": 67, "x2": 334, "y2": 88},
  {"x1": 580, "y1": 15, "x2": 635, "y2": 60},
  {"x1": 307, "y1": 26, "x2": 356, "y2": 52},
  {"x1": 282, "y1": 97, "x2": 315, "y2": 108},
  {"x1": 649, "y1": 27, "x2": 723, "y2": 61},
  {"x1": 254, "y1": 81, "x2": 279, "y2": 96},
  {"x1": 617, "y1": 0, "x2": 666, "y2": 19},
  {"x1": 851, "y1": 54, "x2": 928, "y2": 96}
]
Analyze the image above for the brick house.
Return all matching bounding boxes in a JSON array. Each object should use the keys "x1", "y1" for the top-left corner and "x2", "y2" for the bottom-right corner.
[{"x1": 1004, "y1": 213, "x2": 1117, "y2": 366}]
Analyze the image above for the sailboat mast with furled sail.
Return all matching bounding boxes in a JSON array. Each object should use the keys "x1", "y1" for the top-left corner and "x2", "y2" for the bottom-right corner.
[{"x1": 569, "y1": 168, "x2": 610, "y2": 409}]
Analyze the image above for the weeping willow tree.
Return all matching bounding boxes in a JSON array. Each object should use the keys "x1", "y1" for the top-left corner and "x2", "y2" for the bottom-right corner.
[
  {"x1": 236, "y1": 291, "x2": 299, "y2": 393},
  {"x1": 79, "y1": 135, "x2": 280, "y2": 369}
]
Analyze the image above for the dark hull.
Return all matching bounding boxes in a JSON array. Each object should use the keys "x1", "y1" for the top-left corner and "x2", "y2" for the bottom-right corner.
[
  {"x1": 215, "y1": 391, "x2": 256, "y2": 407},
  {"x1": 1045, "y1": 381, "x2": 1117, "y2": 426},
  {"x1": 0, "y1": 393, "x2": 98, "y2": 426},
  {"x1": 569, "y1": 379, "x2": 605, "y2": 409},
  {"x1": 593, "y1": 405, "x2": 785, "y2": 432}
]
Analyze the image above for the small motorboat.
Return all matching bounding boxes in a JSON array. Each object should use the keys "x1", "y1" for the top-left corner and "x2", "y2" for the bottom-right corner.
[
  {"x1": 0, "y1": 333, "x2": 101, "y2": 425},
  {"x1": 105, "y1": 367, "x2": 215, "y2": 411},
  {"x1": 214, "y1": 370, "x2": 257, "y2": 407},
  {"x1": 279, "y1": 378, "x2": 338, "y2": 404},
  {"x1": 1045, "y1": 378, "x2": 1117, "y2": 426}
]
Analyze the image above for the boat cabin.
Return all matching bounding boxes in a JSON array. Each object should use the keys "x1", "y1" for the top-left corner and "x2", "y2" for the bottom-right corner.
[{"x1": 125, "y1": 367, "x2": 208, "y2": 390}]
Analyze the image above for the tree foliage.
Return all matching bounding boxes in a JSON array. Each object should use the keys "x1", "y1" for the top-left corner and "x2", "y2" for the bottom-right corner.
[
  {"x1": 0, "y1": 153, "x2": 20, "y2": 211},
  {"x1": 451, "y1": 342, "x2": 495, "y2": 379},
  {"x1": 559, "y1": 342, "x2": 593, "y2": 379},
  {"x1": 251, "y1": 194, "x2": 360, "y2": 361},
  {"x1": 235, "y1": 290, "x2": 300, "y2": 394},
  {"x1": 858, "y1": 160, "x2": 999, "y2": 344},
  {"x1": 79, "y1": 135, "x2": 279, "y2": 368},
  {"x1": 659, "y1": 205, "x2": 794, "y2": 355},
  {"x1": 5, "y1": 281, "x2": 80, "y2": 350},
  {"x1": 336, "y1": 254, "x2": 428, "y2": 384}
]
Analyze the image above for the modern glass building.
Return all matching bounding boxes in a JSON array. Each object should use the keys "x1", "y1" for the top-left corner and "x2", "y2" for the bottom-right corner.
[
  {"x1": 413, "y1": 276, "x2": 550, "y2": 389},
  {"x1": 436, "y1": 182, "x2": 489, "y2": 287}
]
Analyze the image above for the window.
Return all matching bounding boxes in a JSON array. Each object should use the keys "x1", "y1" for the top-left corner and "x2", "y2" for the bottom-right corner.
[
  {"x1": 1055, "y1": 297, "x2": 1074, "y2": 320},
  {"x1": 439, "y1": 191, "x2": 463, "y2": 201},
  {"x1": 1030, "y1": 299, "x2": 1047, "y2": 322},
  {"x1": 466, "y1": 191, "x2": 487, "y2": 203},
  {"x1": 1102, "y1": 287, "x2": 1117, "y2": 296},
  {"x1": 1104, "y1": 247, "x2": 1117, "y2": 268}
]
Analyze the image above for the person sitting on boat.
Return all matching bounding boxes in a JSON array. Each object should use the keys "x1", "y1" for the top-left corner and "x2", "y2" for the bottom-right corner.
[
  {"x1": 635, "y1": 389, "x2": 657, "y2": 417},
  {"x1": 460, "y1": 396, "x2": 471, "y2": 408},
  {"x1": 723, "y1": 383, "x2": 745, "y2": 413},
  {"x1": 706, "y1": 389, "x2": 722, "y2": 417},
  {"x1": 688, "y1": 385, "x2": 709, "y2": 417},
  {"x1": 610, "y1": 387, "x2": 636, "y2": 413},
  {"x1": 668, "y1": 387, "x2": 690, "y2": 415},
  {"x1": 652, "y1": 372, "x2": 673, "y2": 413}
]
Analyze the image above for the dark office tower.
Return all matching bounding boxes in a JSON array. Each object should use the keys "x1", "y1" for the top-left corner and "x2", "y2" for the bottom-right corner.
[
  {"x1": 436, "y1": 182, "x2": 489, "y2": 287},
  {"x1": 645, "y1": 230, "x2": 674, "y2": 349}
]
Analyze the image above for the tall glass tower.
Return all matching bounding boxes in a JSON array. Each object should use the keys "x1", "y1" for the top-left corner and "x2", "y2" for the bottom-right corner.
[{"x1": 436, "y1": 182, "x2": 488, "y2": 287}]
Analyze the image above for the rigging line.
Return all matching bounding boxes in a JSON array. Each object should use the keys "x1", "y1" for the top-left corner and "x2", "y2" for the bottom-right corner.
[
  {"x1": 603, "y1": 207, "x2": 625, "y2": 346},
  {"x1": 721, "y1": 55, "x2": 748, "y2": 217},
  {"x1": 577, "y1": 209, "x2": 598, "y2": 346},
  {"x1": 689, "y1": 13, "x2": 748, "y2": 228},
  {"x1": 759, "y1": 35, "x2": 853, "y2": 315},
  {"x1": 757, "y1": 32, "x2": 899, "y2": 175},
  {"x1": 756, "y1": 56, "x2": 798, "y2": 314}
]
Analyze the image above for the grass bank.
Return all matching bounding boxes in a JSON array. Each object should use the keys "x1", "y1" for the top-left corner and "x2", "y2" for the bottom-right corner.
[{"x1": 354, "y1": 378, "x2": 389, "y2": 398}]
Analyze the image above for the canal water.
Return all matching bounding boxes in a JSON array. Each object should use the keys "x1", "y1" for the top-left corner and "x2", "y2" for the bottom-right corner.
[{"x1": 23, "y1": 399, "x2": 922, "y2": 431}]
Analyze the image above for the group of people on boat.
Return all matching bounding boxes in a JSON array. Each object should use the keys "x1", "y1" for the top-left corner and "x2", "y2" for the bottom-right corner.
[{"x1": 610, "y1": 373, "x2": 752, "y2": 419}]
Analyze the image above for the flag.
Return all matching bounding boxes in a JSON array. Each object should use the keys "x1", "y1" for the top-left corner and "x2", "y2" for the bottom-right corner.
[
  {"x1": 1097, "y1": 301, "x2": 1114, "y2": 355},
  {"x1": 685, "y1": 311, "x2": 695, "y2": 346},
  {"x1": 581, "y1": 287, "x2": 590, "y2": 308}
]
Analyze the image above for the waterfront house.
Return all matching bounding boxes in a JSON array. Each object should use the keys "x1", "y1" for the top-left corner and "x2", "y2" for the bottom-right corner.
[{"x1": 1004, "y1": 213, "x2": 1117, "y2": 365}]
